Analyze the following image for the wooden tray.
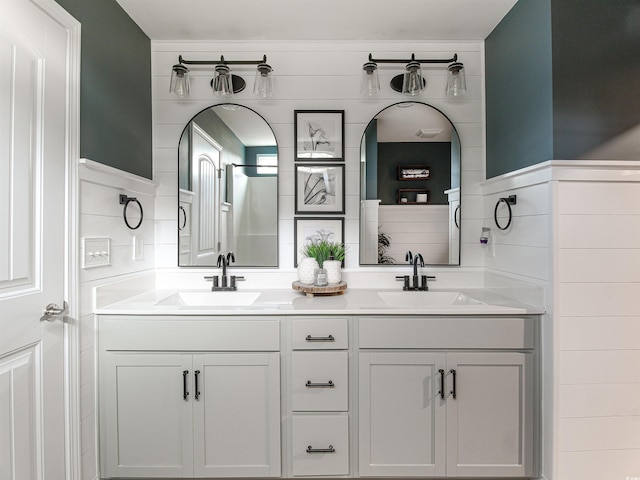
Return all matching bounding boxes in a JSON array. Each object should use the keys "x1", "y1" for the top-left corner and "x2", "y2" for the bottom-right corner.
[{"x1": 292, "y1": 281, "x2": 347, "y2": 298}]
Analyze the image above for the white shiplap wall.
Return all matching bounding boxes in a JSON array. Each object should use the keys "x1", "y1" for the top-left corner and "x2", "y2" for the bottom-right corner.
[
  {"x1": 151, "y1": 40, "x2": 486, "y2": 271},
  {"x1": 554, "y1": 168, "x2": 640, "y2": 480},
  {"x1": 483, "y1": 161, "x2": 640, "y2": 480},
  {"x1": 78, "y1": 160, "x2": 156, "y2": 480}
]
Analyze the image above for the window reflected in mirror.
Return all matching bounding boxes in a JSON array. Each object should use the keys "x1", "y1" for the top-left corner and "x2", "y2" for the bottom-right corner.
[{"x1": 178, "y1": 104, "x2": 278, "y2": 267}]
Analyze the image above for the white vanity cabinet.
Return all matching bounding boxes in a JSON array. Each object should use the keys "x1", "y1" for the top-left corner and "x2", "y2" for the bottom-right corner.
[
  {"x1": 99, "y1": 316, "x2": 281, "y2": 479},
  {"x1": 358, "y1": 316, "x2": 535, "y2": 478},
  {"x1": 288, "y1": 317, "x2": 350, "y2": 477}
]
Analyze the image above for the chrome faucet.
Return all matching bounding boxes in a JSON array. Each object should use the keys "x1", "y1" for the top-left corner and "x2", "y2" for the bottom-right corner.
[{"x1": 204, "y1": 251, "x2": 244, "y2": 291}]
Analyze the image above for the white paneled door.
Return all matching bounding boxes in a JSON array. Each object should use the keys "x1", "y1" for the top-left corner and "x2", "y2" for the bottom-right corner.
[{"x1": 0, "y1": 0, "x2": 79, "y2": 478}]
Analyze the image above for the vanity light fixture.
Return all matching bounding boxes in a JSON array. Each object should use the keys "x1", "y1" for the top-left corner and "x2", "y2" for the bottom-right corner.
[
  {"x1": 169, "y1": 54, "x2": 273, "y2": 99},
  {"x1": 361, "y1": 53, "x2": 466, "y2": 97}
]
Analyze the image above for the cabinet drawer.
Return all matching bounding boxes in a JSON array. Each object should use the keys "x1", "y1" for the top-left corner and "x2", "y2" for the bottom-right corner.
[
  {"x1": 291, "y1": 318, "x2": 348, "y2": 350},
  {"x1": 291, "y1": 351, "x2": 348, "y2": 411},
  {"x1": 292, "y1": 415, "x2": 349, "y2": 476},
  {"x1": 100, "y1": 317, "x2": 280, "y2": 351},
  {"x1": 359, "y1": 316, "x2": 534, "y2": 349}
]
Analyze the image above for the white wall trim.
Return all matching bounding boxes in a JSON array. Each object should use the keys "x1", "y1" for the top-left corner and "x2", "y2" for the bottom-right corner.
[
  {"x1": 482, "y1": 160, "x2": 640, "y2": 195},
  {"x1": 79, "y1": 158, "x2": 157, "y2": 196}
]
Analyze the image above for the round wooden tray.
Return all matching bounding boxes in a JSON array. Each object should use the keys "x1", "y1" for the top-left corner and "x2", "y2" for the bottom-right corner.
[{"x1": 292, "y1": 281, "x2": 347, "y2": 298}]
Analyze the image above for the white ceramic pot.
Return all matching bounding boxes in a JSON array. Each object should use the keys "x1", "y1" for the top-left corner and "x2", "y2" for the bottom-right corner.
[
  {"x1": 324, "y1": 260, "x2": 342, "y2": 284},
  {"x1": 297, "y1": 257, "x2": 319, "y2": 284}
]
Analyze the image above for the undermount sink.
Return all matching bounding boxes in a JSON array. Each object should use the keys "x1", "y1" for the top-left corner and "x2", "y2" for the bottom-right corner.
[
  {"x1": 377, "y1": 291, "x2": 485, "y2": 308},
  {"x1": 155, "y1": 291, "x2": 261, "y2": 307}
]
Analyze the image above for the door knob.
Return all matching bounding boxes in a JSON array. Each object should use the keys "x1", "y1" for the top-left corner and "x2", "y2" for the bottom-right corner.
[{"x1": 40, "y1": 301, "x2": 69, "y2": 322}]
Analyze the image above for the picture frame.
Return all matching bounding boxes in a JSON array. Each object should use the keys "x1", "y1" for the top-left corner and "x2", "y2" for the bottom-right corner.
[
  {"x1": 398, "y1": 165, "x2": 430, "y2": 180},
  {"x1": 295, "y1": 164, "x2": 345, "y2": 214},
  {"x1": 294, "y1": 217, "x2": 344, "y2": 266},
  {"x1": 295, "y1": 110, "x2": 344, "y2": 161}
]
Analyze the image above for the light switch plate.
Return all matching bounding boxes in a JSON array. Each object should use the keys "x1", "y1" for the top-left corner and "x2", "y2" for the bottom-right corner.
[
  {"x1": 82, "y1": 237, "x2": 111, "y2": 268},
  {"x1": 133, "y1": 235, "x2": 144, "y2": 261}
]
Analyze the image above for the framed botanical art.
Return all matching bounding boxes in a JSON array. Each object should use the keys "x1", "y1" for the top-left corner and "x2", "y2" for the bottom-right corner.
[
  {"x1": 294, "y1": 110, "x2": 344, "y2": 161},
  {"x1": 295, "y1": 163, "x2": 345, "y2": 214},
  {"x1": 294, "y1": 217, "x2": 344, "y2": 266}
]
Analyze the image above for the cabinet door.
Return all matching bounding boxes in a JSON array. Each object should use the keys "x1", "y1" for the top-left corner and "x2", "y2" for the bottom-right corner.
[
  {"x1": 100, "y1": 352, "x2": 193, "y2": 478},
  {"x1": 359, "y1": 352, "x2": 446, "y2": 477},
  {"x1": 446, "y1": 352, "x2": 533, "y2": 477},
  {"x1": 193, "y1": 353, "x2": 281, "y2": 477}
]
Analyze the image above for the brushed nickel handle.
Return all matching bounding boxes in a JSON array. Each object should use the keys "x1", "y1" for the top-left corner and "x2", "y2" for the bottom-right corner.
[
  {"x1": 305, "y1": 380, "x2": 334, "y2": 388},
  {"x1": 40, "y1": 301, "x2": 68, "y2": 322},
  {"x1": 305, "y1": 334, "x2": 335, "y2": 342},
  {"x1": 307, "y1": 445, "x2": 335, "y2": 454}
]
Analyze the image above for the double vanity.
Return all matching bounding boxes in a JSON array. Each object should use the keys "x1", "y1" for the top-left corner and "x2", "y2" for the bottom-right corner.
[{"x1": 96, "y1": 285, "x2": 541, "y2": 479}]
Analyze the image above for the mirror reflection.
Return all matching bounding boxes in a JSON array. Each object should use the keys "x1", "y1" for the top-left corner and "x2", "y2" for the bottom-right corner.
[
  {"x1": 360, "y1": 102, "x2": 461, "y2": 266},
  {"x1": 178, "y1": 104, "x2": 278, "y2": 267}
]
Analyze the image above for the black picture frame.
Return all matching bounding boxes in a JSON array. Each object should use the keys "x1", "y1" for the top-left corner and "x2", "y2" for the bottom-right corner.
[
  {"x1": 294, "y1": 110, "x2": 345, "y2": 161},
  {"x1": 294, "y1": 217, "x2": 344, "y2": 266},
  {"x1": 295, "y1": 164, "x2": 345, "y2": 214}
]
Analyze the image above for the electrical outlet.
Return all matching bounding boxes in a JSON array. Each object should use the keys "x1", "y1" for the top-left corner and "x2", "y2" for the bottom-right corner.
[
  {"x1": 133, "y1": 235, "x2": 144, "y2": 261},
  {"x1": 82, "y1": 237, "x2": 111, "y2": 268}
]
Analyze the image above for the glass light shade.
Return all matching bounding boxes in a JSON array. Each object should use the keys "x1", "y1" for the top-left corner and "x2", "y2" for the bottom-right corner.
[
  {"x1": 361, "y1": 61, "x2": 380, "y2": 96},
  {"x1": 169, "y1": 64, "x2": 190, "y2": 97},
  {"x1": 446, "y1": 62, "x2": 467, "y2": 97},
  {"x1": 212, "y1": 64, "x2": 234, "y2": 98},
  {"x1": 253, "y1": 63, "x2": 273, "y2": 98},
  {"x1": 402, "y1": 61, "x2": 424, "y2": 96}
]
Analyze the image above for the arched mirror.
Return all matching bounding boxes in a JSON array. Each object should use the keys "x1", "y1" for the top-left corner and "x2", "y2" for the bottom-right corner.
[
  {"x1": 360, "y1": 102, "x2": 460, "y2": 265},
  {"x1": 178, "y1": 104, "x2": 278, "y2": 267}
]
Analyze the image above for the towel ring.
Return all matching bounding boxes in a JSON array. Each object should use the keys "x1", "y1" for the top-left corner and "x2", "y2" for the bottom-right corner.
[
  {"x1": 178, "y1": 205, "x2": 187, "y2": 231},
  {"x1": 494, "y1": 195, "x2": 516, "y2": 231},
  {"x1": 119, "y1": 194, "x2": 143, "y2": 230}
]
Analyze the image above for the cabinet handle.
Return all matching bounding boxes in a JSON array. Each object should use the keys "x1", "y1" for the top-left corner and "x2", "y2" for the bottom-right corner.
[
  {"x1": 438, "y1": 369, "x2": 445, "y2": 399},
  {"x1": 305, "y1": 380, "x2": 334, "y2": 388},
  {"x1": 194, "y1": 370, "x2": 201, "y2": 400},
  {"x1": 305, "y1": 334, "x2": 335, "y2": 342},
  {"x1": 450, "y1": 369, "x2": 457, "y2": 399},
  {"x1": 183, "y1": 370, "x2": 189, "y2": 400},
  {"x1": 307, "y1": 445, "x2": 335, "y2": 454}
]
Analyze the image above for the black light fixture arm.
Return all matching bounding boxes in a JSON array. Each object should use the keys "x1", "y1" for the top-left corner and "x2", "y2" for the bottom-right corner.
[
  {"x1": 177, "y1": 54, "x2": 268, "y2": 67},
  {"x1": 368, "y1": 52, "x2": 457, "y2": 65}
]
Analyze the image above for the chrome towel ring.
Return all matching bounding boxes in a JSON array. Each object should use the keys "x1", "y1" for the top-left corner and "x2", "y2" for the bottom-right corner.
[
  {"x1": 494, "y1": 195, "x2": 516, "y2": 231},
  {"x1": 119, "y1": 194, "x2": 143, "y2": 230}
]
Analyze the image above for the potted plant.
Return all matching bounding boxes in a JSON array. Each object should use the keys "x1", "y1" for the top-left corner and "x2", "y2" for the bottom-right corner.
[{"x1": 301, "y1": 240, "x2": 347, "y2": 285}]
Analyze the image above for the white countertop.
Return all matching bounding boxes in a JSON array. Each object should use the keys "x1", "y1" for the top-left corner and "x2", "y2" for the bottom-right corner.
[{"x1": 94, "y1": 287, "x2": 544, "y2": 316}]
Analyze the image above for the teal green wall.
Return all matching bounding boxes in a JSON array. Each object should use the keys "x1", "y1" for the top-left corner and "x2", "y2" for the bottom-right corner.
[
  {"x1": 551, "y1": 0, "x2": 640, "y2": 159},
  {"x1": 485, "y1": 0, "x2": 553, "y2": 178},
  {"x1": 486, "y1": 0, "x2": 640, "y2": 178},
  {"x1": 55, "y1": 0, "x2": 152, "y2": 179}
]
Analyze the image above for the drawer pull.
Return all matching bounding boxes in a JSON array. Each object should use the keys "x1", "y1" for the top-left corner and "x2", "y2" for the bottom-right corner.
[
  {"x1": 305, "y1": 334, "x2": 335, "y2": 342},
  {"x1": 305, "y1": 380, "x2": 335, "y2": 388},
  {"x1": 307, "y1": 445, "x2": 335, "y2": 454}
]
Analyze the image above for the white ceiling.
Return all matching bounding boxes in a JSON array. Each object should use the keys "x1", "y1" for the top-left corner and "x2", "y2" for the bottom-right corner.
[{"x1": 115, "y1": 0, "x2": 518, "y2": 41}]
